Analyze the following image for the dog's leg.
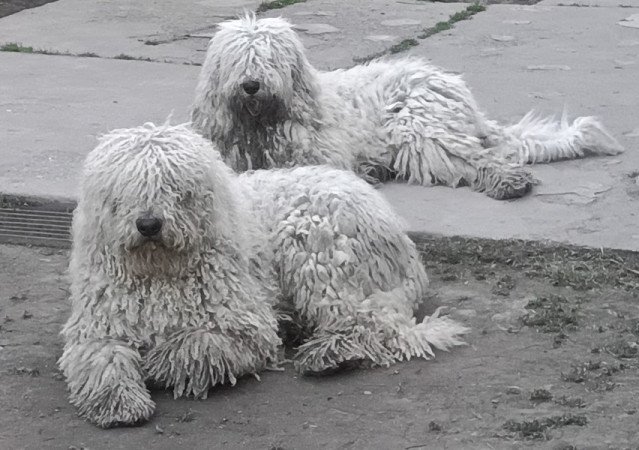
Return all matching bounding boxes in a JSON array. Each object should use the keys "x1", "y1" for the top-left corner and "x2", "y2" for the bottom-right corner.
[
  {"x1": 144, "y1": 322, "x2": 280, "y2": 399},
  {"x1": 383, "y1": 84, "x2": 536, "y2": 199},
  {"x1": 292, "y1": 289, "x2": 468, "y2": 375},
  {"x1": 273, "y1": 209, "x2": 466, "y2": 374},
  {"x1": 388, "y1": 119, "x2": 535, "y2": 199},
  {"x1": 58, "y1": 339, "x2": 154, "y2": 428}
]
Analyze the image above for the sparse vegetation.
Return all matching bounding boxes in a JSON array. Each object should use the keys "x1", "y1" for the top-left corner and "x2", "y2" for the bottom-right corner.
[
  {"x1": 529, "y1": 388, "x2": 553, "y2": 403},
  {"x1": 389, "y1": 39, "x2": 419, "y2": 54},
  {"x1": 521, "y1": 295, "x2": 579, "y2": 333},
  {"x1": 605, "y1": 338, "x2": 638, "y2": 359},
  {"x1": 354, "y1": 2, "x2": 487, "y2": 63},
  {"x1": 492, "y1": 274, "x2": 515, "y2": 296},
  {"x1": 561, "y1": 360, "x2": 624, "y2": 391},
  {"x1": 503, "y1": 414, "x2": 587, "y2": 440},
  {"x1": 415, "y1": 235, "x2": 639, "y2": 291},
  {"x1": 113, "y1": 53, "x2": 154, "y2": 62},
  {"x1": 420, "y1": 21, "x2": 453, "y2": 39},
  {"x1": 1, "y1": 42, "x2": 34, "y2": 53},
  {"x1": 419, "y1": 3, "x2": 486, "y2": 39},
  {"x1": 554, "y1": 395, "x2": 586, "y2": 408},
  {"x1": 0, "y1": 44, "x2": 165, "y2": 63}
]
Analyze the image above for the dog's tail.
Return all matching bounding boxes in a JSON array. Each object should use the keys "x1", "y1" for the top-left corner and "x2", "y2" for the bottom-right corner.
[
  {"x1": 391, "y1": 306, "x2": 470, "y2": 361},
  {"x1": 496, "y1": 112, "x2": 624, "y2": 164}
]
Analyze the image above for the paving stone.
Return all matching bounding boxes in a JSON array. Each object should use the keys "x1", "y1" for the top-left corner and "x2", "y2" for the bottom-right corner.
[
  {"x1": 380, "y1": 18, "x2": 421, "y2": 27},
  {"x1": 618, "y1": 14, "x2": 639, "y2": 29},
  {"x1": 502, "y1": 19, "x2": 531, "y2": 25},
  {"x1": 294, "y1": 23, "x2": 340, "y2": 34},
  {"x1": 490, "y1": 34, "x2": 514, "y2": 42},
  {"x1": 364, "y1": 35, "x2": 397, "y2": 42},
  {"x1": 526, "y1": 64, "x2": 571, "y2": 71},
  {"x1": 292, "y1": 11, "x2": 336, "y2": 17}
]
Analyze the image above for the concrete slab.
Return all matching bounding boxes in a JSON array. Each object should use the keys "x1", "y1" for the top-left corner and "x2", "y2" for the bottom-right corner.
[
  {"x1": 540, "y1": 0, "x2": 637, "y2": 7},
  {"x1": 259, "y1": 0, "x2": 469, "y2": 69},
  {"x1": 0, "y1": 0, "x2": 261, "y2": 64},
  {"x1": 1, "y1": 0, "x2": 638, "y2": 251},
  {"x1": 381, "y1": 4, "x2": 639, "y2": 250},
  {"x1": 0, "y1": 0, "x2": 468, "y2": 68},
  {"x1": 0, "y1": 52, "x2": 199, "y2": 198},
  {"x1": 241, "y1": 2, "x2": 639, "y2": 250}
]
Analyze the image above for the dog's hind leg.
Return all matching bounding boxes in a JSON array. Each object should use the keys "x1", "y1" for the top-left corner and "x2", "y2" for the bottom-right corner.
[
  {"x1": 272, "y1": 203, "x2": 466, "y2": 374},
  {"x1": 293, "y1": 289, "x2": 468, "y2": 375},
  {"x1": 384, "y1": 108, "x2": 535, "y2": 199}
]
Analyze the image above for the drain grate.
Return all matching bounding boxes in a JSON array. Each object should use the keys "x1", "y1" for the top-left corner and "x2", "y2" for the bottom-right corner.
[{"x1": 0, "y1": 198, "x2": 75, "y2": 248}]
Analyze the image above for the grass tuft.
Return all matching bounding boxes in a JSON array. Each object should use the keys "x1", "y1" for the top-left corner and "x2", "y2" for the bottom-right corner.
[
  {"x1": 521, "y1": 295, "x2": 578, "y2": 333},
  {"x1": 114, "y1": 54, "x2": 154, "y2": 62},
  {"x1": 1, "y1": 42, "x2": 34, "y2": 53},
  {"x1": 389, "y1": 39, "x2": 419, "y2": 54},
  {"x1": 529, "y1": 388, "x2": 553, "y2": 403},
  {"x1": 503, "y1": 414, "x2": 587, "y2": 440},
  {"x1": 0, "y1": 44, "x2": 161, "y2": 63},
  {"x1": 554, "y1": 395, "x2": 586, "y2": 408},
  {"x1": 561, "y1": 360, "x2": 624, "y2": 391},
  {"x1": 419, "y1": 3, "x2": 485, "y2": 39}
]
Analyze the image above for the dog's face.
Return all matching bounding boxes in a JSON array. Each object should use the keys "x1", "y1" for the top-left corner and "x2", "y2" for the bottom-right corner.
[
  {"x1": 205, "y1": 16, "x2": 313, "y2": 128},
  {"x1": 77, "y1": 124, "x2": 236, "y2": 277}
]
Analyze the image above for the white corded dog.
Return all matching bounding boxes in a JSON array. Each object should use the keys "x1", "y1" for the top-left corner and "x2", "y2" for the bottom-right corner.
[
  {"x1": 59, "y1": 123, "x2": 467, "y2": 427},
  {"x1": 192, "y1": 14, "x2": 623, "y2": 200}
]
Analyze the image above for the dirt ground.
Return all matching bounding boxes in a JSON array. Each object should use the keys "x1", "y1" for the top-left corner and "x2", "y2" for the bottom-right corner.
[{"x1": 1, "y1": 239, "x2": 638, "y2": 450}]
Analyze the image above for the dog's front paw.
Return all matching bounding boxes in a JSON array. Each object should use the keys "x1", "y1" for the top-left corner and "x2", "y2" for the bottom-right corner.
[
  {"x1": 144, "y1": 329, "x2": 241, "y2": 399},
  {"x1": 477, "y1": 165, "x2": 536, "y2": 200},
  {"x1": 77, "y1": 382, "x2": 155, "y2": 428}
]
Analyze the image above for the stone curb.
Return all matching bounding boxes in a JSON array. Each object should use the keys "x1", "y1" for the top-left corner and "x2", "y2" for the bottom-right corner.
[{"x1": 2, "y1": 192, "x2": 636, "y2": 254}]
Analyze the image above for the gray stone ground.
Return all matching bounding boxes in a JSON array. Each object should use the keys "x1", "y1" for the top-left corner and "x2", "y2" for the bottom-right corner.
[{"x1": 1, "y1": 0, "x2": 638, "y2": 249}]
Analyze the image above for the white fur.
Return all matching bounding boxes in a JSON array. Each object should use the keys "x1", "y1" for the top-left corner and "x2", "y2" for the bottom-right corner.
[
  {"x1": 60, "y1": 123, "x2": 467, "y2": 428},
  {"x1": 191, "y1": 14, "x2": 623, "y2": 200}
]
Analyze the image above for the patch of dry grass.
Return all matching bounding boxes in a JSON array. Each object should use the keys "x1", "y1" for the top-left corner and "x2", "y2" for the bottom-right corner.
[
  {"x1": 415, "y1": 235, "x2": 639, "y2": 291},
  {"x1": 502, "y1": 414, "x2": 587, "y2": 440}
]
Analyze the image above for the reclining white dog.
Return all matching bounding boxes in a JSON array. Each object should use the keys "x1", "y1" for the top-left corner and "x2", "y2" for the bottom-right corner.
[
  {"x1": 59, "y1": 123, "x2": 467, "y2": 427},
  {"x1": 192, "y1": 15, "x2": 623, "y2": 200}
]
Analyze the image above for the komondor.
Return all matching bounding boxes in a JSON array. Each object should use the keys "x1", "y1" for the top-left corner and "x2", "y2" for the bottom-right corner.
[
  {"x1": 191, "y1": 15, "x2": 624, "y2": 200},
  {"x1": 59, "y1": 122, "x2": 468, "y2": 427}
]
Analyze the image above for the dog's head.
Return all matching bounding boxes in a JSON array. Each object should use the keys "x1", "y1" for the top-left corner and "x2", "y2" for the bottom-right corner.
[
  {"x1": 75, "y1": 123, "x2": 240, "y2": 277},
  {"x1": 191, "y1": 14, "x2": 320, "y2": 157}
]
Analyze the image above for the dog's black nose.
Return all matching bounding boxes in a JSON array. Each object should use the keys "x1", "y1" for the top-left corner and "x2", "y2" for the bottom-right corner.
[
  {"x1": 242, "y1": 80, "x2": 260, "y2": 95},
  {"x1": 136, "y1": 217, "x2": 162, "y2": 237}
]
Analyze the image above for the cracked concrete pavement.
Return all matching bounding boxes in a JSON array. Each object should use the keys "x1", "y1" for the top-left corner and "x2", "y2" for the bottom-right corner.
[{"x1": 0, "y1": 0, "x2": 638, "y2": 249}]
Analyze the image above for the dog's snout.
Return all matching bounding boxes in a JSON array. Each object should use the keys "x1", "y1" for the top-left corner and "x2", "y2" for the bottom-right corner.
[
  {"x1": 136, "y1": 217, "x2": 163, "y2": 237},
  {"x1": 242, "y1": 80, "x2": 260, "y2": 95}
]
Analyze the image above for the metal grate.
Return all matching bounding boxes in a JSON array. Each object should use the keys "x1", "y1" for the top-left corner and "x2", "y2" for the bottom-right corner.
[{"x1": 0, "y1": 203, "x2": 74, "y2": 248}]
